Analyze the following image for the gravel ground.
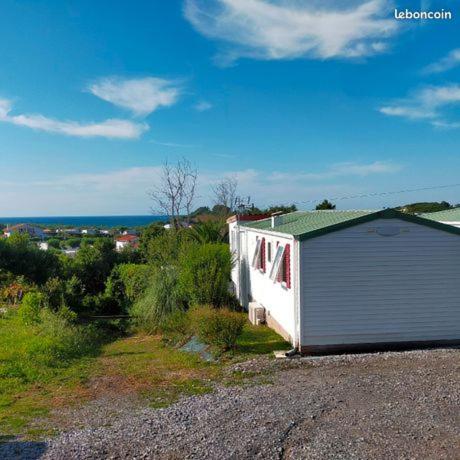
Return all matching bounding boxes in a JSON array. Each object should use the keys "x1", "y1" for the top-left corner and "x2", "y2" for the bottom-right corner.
[{"x1": 1, "y1": 347, "x2": 459, "y2": 460}]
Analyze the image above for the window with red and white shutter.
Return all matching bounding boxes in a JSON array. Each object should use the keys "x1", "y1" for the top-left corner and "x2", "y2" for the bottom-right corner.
[{"x1": 261, "y1": 237, "x2": 266, "y2": 273}]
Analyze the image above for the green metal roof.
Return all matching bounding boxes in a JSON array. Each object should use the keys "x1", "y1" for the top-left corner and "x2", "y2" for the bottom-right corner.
[
  {"x1": 241, "y1": 208, "x2": 460, "y2": 240},
  {"x1": 421, "y1": 207, "x2": 460, "y2": 222},
  {"x1": 241, "y1": 210, "x2": 375, "y2": 236}
]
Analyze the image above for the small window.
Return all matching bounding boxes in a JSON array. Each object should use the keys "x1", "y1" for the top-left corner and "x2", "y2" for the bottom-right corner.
[
  {"x1": 269, "y1": 245, "x2": 285, "y2": 281},
  {"x1": 251, "y1": 238, "x2": 262, "y2": 269},
  {"x1": 267, "y1": 242, "x2": 272, "y2": 262}
]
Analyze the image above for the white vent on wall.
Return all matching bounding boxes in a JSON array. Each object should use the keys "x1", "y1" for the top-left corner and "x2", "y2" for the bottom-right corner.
[{"x1": 248, "y1": 302, "x2": 265, "y2": 326}]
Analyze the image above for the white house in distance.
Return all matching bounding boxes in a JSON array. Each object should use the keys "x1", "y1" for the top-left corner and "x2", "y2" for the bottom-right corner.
[
  {"x1": 115, "y1": 234, "x2": 139, "y2": 251},
  {"x1": 4, "y1": 223, "x2": 46, "y2": 240},
  {"x1": 229, "y1": 209, "x2": 460, "y2": 354}
]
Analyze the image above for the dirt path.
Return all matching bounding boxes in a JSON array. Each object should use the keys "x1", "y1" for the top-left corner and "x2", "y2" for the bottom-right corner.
[{"x1": 2, "y1": 348, "x2": 459, "y2": 459}]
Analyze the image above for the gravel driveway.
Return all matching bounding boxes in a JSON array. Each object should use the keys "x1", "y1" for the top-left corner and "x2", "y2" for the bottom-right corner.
[{"x1": 2, "y1": 348, "x2": 459, "y2": 459}]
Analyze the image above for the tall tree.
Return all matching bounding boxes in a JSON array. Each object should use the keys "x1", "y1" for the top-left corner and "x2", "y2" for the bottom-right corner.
[
  {"x1": 212, "y1": 177, "x2": 238, "y2": 216},
  {"x1": 315, "y1": 199, "x2": 336, "y2": 210},
  {"x1": 149, "y1": 158, "x2": 198, "y2": 229}
]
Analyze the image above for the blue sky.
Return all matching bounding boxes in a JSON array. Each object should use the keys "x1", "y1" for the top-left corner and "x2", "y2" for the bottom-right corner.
[{"x1": 1, "y1": 0, "x2": 460, "y2": 216}]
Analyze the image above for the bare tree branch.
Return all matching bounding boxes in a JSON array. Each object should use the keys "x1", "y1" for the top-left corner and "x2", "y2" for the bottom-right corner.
[
  {"x1": 148, "y1": 158, "x2": 198, "y2": 229},
  {"x1": 212, "y1": 177, "x2": 238, "y2": 215}
]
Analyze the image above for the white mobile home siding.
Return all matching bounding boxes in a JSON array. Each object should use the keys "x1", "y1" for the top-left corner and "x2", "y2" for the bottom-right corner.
[
  {"x1": 300, "y1": 218, "x2": 460, "y2": 348},
  {"x1": 243, "y1": 229, "x2": 296, "y2": 342}
]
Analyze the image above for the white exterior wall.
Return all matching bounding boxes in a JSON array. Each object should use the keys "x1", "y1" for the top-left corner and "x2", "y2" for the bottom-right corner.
[
  {"x1": 232, "y1": 226, "x2": 297, "y2": 342},
  {"x1": 300, "y1": 218, "x2": 460, "y2": 347}
]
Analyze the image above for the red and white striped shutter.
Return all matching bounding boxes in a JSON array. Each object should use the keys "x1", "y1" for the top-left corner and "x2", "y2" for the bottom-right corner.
[
  {"x1": 261, "y1": 237, "x2": 266, "y2": 272},
  {"x1": 284, "y1": 244, "x2": 291, "y2": 288}
]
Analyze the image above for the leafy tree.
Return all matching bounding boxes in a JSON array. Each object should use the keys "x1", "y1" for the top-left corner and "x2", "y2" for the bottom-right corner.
[
  {"x1": 144, "y1": 229, "x2": 190, "y2": 266},
  {"x1": 47, "y1": 238, "x2": 61, "y2": 249},
  {"x1": 178, "y1": 243, "x2": 232, "y2": 307},
  {"x1": 139, "y1": 223, "x2": 165, "y2": 259},
  {"x1": 63, "y1": 238, "x2": 81, "y2": 249},
  {"x1": 190, "y1": 206, "x2": 211, "y2": 217},
  {"x1": 0, "y1": 234, "x2": 61, "y2": 284},
  {"x1": 72, "y1": 239, "x2": 118, "y2": 296},
  {"x1": 189, "y1": 220, "x2": 227, "y2": 244},
  {"x1": 315, "y1": 199, "x2": 336, "y2": 210},
  {"x1": 399, "y1": 201, "x2": 452, "y2": 214},
  {"x1": 265, "y1": 204, "x2": 297, "y2": 214}
]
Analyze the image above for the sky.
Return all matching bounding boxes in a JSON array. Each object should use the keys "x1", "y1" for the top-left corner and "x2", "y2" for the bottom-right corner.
[{"x1": 1, "y1": 0, "x2": 460, "y2": 216}]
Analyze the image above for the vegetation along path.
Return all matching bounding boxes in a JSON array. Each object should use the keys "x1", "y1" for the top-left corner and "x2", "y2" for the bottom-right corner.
[{"x1": 1, "y1": 346, "x2": 458, "y2": 459}]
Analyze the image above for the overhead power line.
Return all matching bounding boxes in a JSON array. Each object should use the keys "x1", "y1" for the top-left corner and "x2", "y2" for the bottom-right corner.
[{"x1": 294, "y1": 182, "x2": 460, "y2": 205}]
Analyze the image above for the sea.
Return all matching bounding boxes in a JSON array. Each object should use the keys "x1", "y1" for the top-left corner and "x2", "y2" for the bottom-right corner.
[{"x1": 0, "y1": 215, "x2": 167, "y2": 228}]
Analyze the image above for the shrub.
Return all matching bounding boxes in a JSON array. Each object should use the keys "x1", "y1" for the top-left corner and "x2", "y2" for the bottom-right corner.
[
  {"x1": 118, "y1": 264, "x2": 153, "y2": 303},
  {"x1": 130, "y1": 267, "x2": 184, "y2": 334},
  {"x1": 160, "y1": 309, "x2": 190, "y2": 346},
  {"x1": 18, "y1": 291, "x2": 46, "y2": 325},
  {"x1": 190, "y1": 306, "x2": 246, "y2": 352},
  {"x1": 178, "y1": 243, "x2": 232, "y2": 307}
]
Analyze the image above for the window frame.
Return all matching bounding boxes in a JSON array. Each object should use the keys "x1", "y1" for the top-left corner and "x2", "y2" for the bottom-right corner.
[{"x1": 269, "y1": 244, "x2": 285, "y2": 281}]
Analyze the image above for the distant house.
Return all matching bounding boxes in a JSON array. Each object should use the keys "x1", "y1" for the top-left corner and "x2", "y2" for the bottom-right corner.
[
  {"x1": 229, "y1": 209, "x2": 460, "y2": 354},
  {"x1": 56, "y1": 228, "x2": 80, "y2": 236},
  {"x1": 122, "y1": 229, "x2": 138, "y2": 236},
  {"x1": 62, "y1": 248, "x2": 78, "y2": 258},
  {"x1": 115, "y1": 234, "x2": 139, "y2": 251},
  {"x1": 422, "y1": 207, "x2": 460, "y2": 228},
  {"x1": 163, "y1": 222, "x2": 191, "y2": 230},
  {"x1": 4, "y1": 223, "x2": 45, "y2": 240},
  {"x1": 81, "y1": 228, "x2": 97, "y2": 235},
  {"x1": 38, "y1": 241, "x2": 49, "y2": 251}
]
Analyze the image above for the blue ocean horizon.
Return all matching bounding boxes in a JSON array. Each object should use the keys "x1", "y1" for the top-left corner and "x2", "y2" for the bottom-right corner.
[{"x1": 0, "y1": 215, "x2": 167, "y2": 228}]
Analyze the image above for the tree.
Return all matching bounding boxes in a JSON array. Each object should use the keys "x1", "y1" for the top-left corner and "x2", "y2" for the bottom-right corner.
[
  {"x1": 148, "y1": 158, "x2": 198, "y2": 229},
  {"x1": 189, "y1": 220, "x2": 227, "y2": 244},
  {"x1": 316, "y1": 199, "x2": 336, "y2": 210},
  {"x1": 399, "y1": 201, "x2": 452, "y2": 214},
  {"x1": 265, "y1": 204, "x2": 297, "y2": 214},
  {"x1": 212, "y1": 177, "x2": 238, "y2": 216}
]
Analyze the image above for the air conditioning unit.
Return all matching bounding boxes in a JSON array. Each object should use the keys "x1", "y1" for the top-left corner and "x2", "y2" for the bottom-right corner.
[{"x1": 248, "y1": 302, "x2": 265, "y2": 326}]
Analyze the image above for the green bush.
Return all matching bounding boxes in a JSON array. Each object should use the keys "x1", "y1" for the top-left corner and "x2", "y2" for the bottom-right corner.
[
  {"x1": 118, "y1": 264, "x2": 153, "y2": 303},
  {"x1": 160, "y1": 309, "x2": 190, "y2": 346},
  {"x1": 130, "y1": 267, "x2": 184, "y2": 334},
  {"x1": 178, "y1": 243, "x2": 232, "y2": 307},
  {"x1": 18, "y1": 291, "x2": 46, "y2": 325},
  {"x1": 190, "y1": 306, "x2": 246, "y2": 352}
]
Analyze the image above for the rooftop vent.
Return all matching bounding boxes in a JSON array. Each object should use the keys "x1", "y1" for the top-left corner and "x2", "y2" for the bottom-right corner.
[{"x1": 271, "y1": 211, "x2": 283, "y2": 228}]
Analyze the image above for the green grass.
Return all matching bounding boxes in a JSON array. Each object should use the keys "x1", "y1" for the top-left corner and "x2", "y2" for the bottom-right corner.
[
  {"x1": 0, "y1": 311, "x2": 108, "y2": 437},
  {"x1": 0, "y1": 311, "x2": 288, "y2": 439},
  {"x1": 237, "y1": 322, "x2": 291, "y2": 355}
]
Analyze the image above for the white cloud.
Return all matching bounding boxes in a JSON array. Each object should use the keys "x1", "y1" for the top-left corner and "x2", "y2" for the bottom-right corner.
[
  {"x1": 194, "y1": 100, "x2": 213, "y2": 112},
  {"x1": 184, "y1": 0, "x2": 400, "y2": 65},
  {"x1": 423, "y1": 48, "x2": 460, "y2": 74},
  {"x1": 0, "y1": 98, "x2": 147, "y2": 139},
  {"x1": 88, "y1": 77, "x2": 181, "y2": 116},
  {"x1": 379, "y1": 84, "x2": 460, "y2": 127}
]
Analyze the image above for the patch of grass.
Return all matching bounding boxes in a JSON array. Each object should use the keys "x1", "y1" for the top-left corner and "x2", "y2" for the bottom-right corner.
[
  {"x1": 236, "y1": 322, "x2": 291, "y2": 355},
  {"x1": 0, "y1": 313, "x2": 287, "y2": 439},
  {"x1": 0, "y1": 312, "x2": 110, "y2": 437}
]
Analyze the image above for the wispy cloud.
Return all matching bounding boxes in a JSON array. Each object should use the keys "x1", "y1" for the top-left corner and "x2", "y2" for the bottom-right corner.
[
  {"x1": 265, "y1": 161, "x2": 402, "y2": 182},
  {"x1": 88, "y1": 77, "x2": 181, "y2": 116},
  {"x1": 1, "y1": 160, "x2": 401, "y2": 215},
  {"x1": 194, "y1": 100, "x2": 213, "y2": 112},
  {"x1": 423, "y1": 48, "x2": 460, "y2": 74},
  {"x1": 0, "y1": 99, "x2": 147, "y2": 139},
  {"x1": 184, "y1": 0, "x2": 400, "y2": 65},
  {"x1": 379, "y1": 84, "x2": 460, "y2": 128},
  {"x1": 149, "y1": 139, "x2": 197, "y2": 148}
]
